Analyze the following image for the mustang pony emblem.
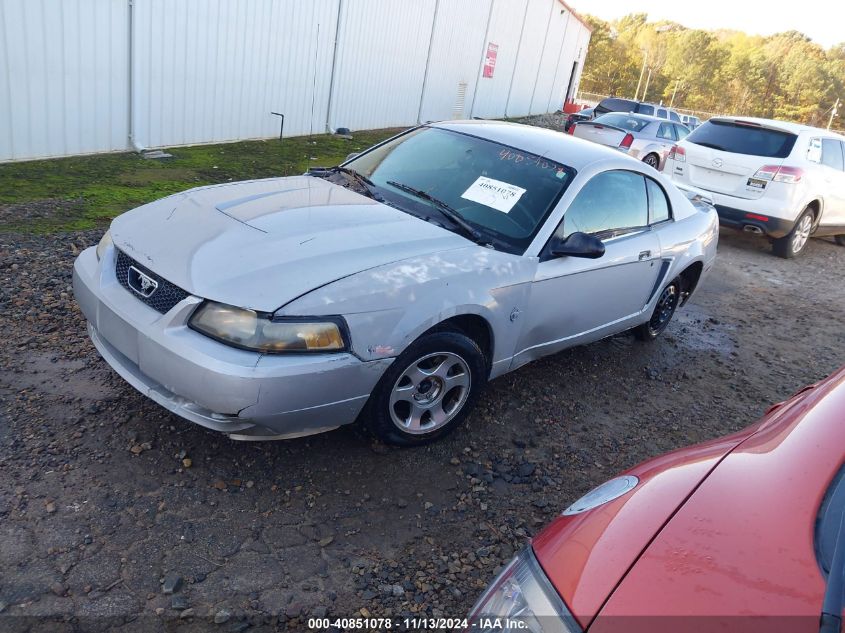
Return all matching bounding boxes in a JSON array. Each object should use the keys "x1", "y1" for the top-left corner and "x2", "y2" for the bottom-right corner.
[{"x1": 127, "y1": 265, "x2": 159, "y2": 298}]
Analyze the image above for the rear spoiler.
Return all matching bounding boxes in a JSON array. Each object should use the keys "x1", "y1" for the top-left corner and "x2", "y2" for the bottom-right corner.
[
  {"x1": 576, "y1": 121, "x2": 628, "y2": 134},
  {"x1": 674, "y1": 183, "x2": 715, "y2": 207}
]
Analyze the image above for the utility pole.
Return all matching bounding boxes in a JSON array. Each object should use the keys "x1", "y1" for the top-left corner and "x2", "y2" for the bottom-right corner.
[
  {"x1": 669, "y1": 79, "x2": 681, "y2": 108},
  {"x1": 642, "y1": 68, "x2": 653, "y2": 103},
  {"x1": 829, "y1": 98, "x2": 840, "y2": 130},
  {"x1": 634, "y1": 51, "x2": 648, "y2": 101}
]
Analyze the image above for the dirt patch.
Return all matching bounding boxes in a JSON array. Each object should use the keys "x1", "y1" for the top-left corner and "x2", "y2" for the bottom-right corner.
[
  {"x1": 1, "y1": 228, "x2": 844, "y2": 630},
  {"x1": 0, "y1": 200, "x2": 85, "y2": 230}
]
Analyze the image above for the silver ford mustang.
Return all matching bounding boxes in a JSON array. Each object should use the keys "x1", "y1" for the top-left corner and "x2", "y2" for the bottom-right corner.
[{"x1": 73, "y1": 121, "x2": 718, "y2": 446}]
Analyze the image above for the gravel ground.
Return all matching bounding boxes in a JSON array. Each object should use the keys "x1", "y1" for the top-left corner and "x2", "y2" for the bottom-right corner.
[{"x1": 1, "y1": 225, "x2": 844, "y2": 632}]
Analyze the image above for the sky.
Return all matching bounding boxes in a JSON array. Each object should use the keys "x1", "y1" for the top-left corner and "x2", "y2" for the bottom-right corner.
[{"x1": 568, "y1": 0, "x2": 843, "y2": 48}]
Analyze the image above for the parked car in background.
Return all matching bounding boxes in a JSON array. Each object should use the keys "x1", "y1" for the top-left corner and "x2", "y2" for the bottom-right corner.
[
  {"x1": 680, "y1": 113, "x2": 701, "y2": 129},
  {"x1": 73, "y1": 121, "x2": 718, "y2": 446},
  {"x1": 571, "y1": 112, "x2": 690, "y2": 170},
  {"x1": 666, "y1": 116, "x2": 845, "y2": 258},
  {"x1": 468, "y1": 365, "x2": 845, "y2": 633},
  {"x1": 594, "y1": 97, "x2": 682, "y2": 123},
  {"x1": 564, "y1": 106, "x2": 594, "y2": 132}
]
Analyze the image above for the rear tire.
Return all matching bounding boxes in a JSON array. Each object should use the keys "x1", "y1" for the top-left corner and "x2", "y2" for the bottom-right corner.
[
  {"x1": 360, "y1": 331, "x2": 486, "y2": 447},
  {"x1": 634, "y1": 279, "x2": 680, "y2": 341},
  {"x1": 642, "y1": 153, "x2": 660, "y2": 169},
  {"x1": 772, "y1": 207, "x2": 814, "y2": 259},
  {"x1": 835, "y1": 235, "x2": 845, "y2": 246}
]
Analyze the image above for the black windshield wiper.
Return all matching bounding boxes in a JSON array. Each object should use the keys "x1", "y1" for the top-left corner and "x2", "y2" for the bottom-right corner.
[
  {"x1": 820, "y1": 511, "x2": 845, "y2": 633},
  {"x1": 386, "y1": 181, "x2": 489, "y2": 246}
]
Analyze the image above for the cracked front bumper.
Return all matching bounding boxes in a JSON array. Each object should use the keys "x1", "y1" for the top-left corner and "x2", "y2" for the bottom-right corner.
[{"x1": 72, "y1": 246, "x2": 392, "y2": 440}]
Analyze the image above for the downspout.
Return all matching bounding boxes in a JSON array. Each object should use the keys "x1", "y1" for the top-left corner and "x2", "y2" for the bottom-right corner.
[
  {"x1": 325, "y1": 0, "x2": 344, "y2": 133},
  {"x1": 127, "y1": 0, "x2": 145, "y2": 152},
  {"x1": 528, "y1": 0, "x2": 556, "y2": 115},
  {"x1": 504, "y1": 0, "x2": 531, "y2": 118},
  {"x1": 416, "y1": 0, "x2": 440, "y2": 123}
]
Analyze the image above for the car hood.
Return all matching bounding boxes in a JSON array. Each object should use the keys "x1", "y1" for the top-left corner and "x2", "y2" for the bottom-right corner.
[
  {"x1": 110, "y1": 176, "x2": 469, "y2": 312},
  {"x1": 531, "y1": 430, "x2": 753, "y2": 628},
  {"x1": 591, "y1": 371, "x2": 845, "y2": 628}
]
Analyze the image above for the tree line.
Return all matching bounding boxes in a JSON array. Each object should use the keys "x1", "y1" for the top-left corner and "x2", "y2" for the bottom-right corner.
[{"x1": 579, "y1": 13, "x2": 844, "y2": 128}]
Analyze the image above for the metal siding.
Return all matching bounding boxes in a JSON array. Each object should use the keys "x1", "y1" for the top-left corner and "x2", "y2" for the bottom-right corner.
[
  {"x1": 530, "y1": 3, "x2": 568, "y2": 115},
  {"x1": 132, "y1": 0, "x2": 338, "y2": 148},
  {"x1": 0, "y1": 0, "x2": 128, "y2": 161},
  {"x1": 469, "y1": 0, "x2": 528, "y2": 120},
  {"x1": 328, "y1": 0, "x2": 436, "y2": 131},
  {"x1": 2, "y1": 0, "x2": 591, "y2": 161},
  {"x1": 418, "y1": 0, "x2": 492, "y2": 123},
  {"x1": 548, "y1": 14, "x2": 589, "y2": 111},
  {"x1": 505, "y1": 0, "x2": 554, "y2": 118}
]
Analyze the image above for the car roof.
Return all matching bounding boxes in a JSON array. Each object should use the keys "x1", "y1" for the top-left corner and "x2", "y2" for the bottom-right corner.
[
  {"x1": 709, "y1": 116, "x2": 845, "y2": 139},
  {"x1": 431, "y1": 119, "x2": 643, "y2": 171}
]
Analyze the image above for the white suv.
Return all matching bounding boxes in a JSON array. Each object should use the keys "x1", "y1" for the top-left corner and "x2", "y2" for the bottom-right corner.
[{"x1": 665, "y1": 116, "x2": 845, "y2": 258}]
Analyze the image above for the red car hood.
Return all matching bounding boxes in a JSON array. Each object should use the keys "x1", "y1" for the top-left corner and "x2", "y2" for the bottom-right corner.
[
  {"x1": 592, "y1": 371, "x2": 845, "y2": 632},
  {"x1": 532, "y1": 367, "x2": 845, "y2": 631},
  {"x1": 532, "y1": 430, "x2": 757, "y2": 626}
]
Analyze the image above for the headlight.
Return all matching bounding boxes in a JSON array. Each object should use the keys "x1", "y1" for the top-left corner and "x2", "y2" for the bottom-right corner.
[
  {"x1": 96, "y1": 230, "x2": 113, "y2": 261},
  {"x1": 189, "y1": 301, "x2": 347, "y2": 353},
  {"x1": 562, "y1": 475, "x2": 638, "y2": 516},
  {"x1": 467, "y1": 548, "x2": 580, "y2": 633}
]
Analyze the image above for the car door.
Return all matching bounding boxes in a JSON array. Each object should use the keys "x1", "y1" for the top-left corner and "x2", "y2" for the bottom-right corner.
[
  {"x1": 513, "y1": 170, "x2": 661, "y2": 367},
  {"x1": 818, "y1": 138, "x2": 845, "y2": 226}
]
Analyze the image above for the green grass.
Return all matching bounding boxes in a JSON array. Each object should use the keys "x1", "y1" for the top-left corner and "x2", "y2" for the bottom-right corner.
[{"x1": 0, "y1": 129, "x2": 401, "y2": 233}]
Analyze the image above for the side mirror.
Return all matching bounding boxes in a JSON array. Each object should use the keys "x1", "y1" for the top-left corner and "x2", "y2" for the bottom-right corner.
[
  {"x1": 345, "y1": 152, "x2": 361, "y2": 162},
  {"x1": 549, "y1": 232, "x2": 605, "y2": 259}
]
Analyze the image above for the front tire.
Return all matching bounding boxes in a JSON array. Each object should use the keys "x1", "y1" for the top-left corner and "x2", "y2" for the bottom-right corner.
[
  {"x1": 634, "y1": 279, "x2": 680, "y2": 341},
  {"x1": 772, "y1": 208, "x2": 814, "y2": 259},
  {"x1": 361, "y1": 331, "x2": 486, "y2": 446}
]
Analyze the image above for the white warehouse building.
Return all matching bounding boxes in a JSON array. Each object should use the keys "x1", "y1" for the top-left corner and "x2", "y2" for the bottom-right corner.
[{"x1": 0, "y1": 0, "x2": 591, "y2": 162}]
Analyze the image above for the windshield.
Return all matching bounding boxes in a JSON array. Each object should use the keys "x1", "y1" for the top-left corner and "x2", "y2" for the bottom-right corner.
[
  {"x1": 594, "y1": 113, "x2": 650, "y2": 132},
  {"x1": 344, "y1": 126, "x2": 575, "y2": 253},
  {"x1": 686, "y1": 120, "x2": 797, "y2": 158}
]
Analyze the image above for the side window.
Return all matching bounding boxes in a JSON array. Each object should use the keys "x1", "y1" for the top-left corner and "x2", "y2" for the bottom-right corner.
[
  {"x1": 559, "y1": 171, "x2": 649, "y2": 238},
  {"x1": 669, "y1": 111, "x2": 681, "y2": 122},
  {"x1": 657, "y1": 123, "x2": 676, "y2": 141},
  {"x1": 674, "y1": 124, "x2": 690, "y2": 140},
  {"x1": 821, "y1": 139, "x2": 845, "y2": 171},
  {"x1": 639, "y1": 104, "x2": 655, "y2": 115},
  {"x1": 657, "y1": 108, "x2": 668, "y2": 119},
  {"x1": 646, "y1": 178, "x2": 671, "y2": 224}
]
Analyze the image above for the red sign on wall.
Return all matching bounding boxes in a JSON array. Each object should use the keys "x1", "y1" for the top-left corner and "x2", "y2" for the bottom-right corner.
[{"x1": 482, "y1": 42, "x2": 498, "y2": 78}]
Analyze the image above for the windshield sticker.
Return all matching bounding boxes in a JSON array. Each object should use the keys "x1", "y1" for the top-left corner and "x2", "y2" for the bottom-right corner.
[{"x1": 461, "y1": 176, "x2": 526, "y2": 213}]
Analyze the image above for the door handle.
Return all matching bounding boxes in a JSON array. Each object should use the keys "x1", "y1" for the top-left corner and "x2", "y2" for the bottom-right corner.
[{"x1": 639, "y1": 250, "x2": 651, "y2": 261}]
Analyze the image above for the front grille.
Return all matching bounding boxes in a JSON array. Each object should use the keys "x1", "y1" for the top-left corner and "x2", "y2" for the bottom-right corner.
[{"x1": 115, "y1": 250, "x2": 190, "y2": 314}]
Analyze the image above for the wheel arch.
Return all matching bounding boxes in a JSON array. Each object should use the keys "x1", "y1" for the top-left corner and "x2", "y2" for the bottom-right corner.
[
  {"x1": 805, "y1": 198, "x2": 822, "y2": 228},
  {"x1": 677, "y1": 260, "x2": 704, "y2": 305},
  {"x1": 420, "y1": 313, "x2": 495, "y2": 377}
]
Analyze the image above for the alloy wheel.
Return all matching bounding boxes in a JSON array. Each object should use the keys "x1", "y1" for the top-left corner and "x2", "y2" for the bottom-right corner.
[
  {"x1": 791, "y1": 214, "x2": 812, "y2": 254},
  {"x1": 648, "y1": 284, "x2": 679, "y2": 336},
  {"x1": 389, "y1": 352, "x2": 471, "y2": 434}
]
